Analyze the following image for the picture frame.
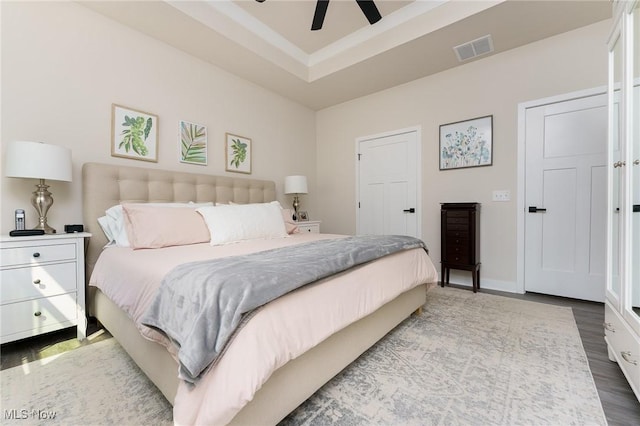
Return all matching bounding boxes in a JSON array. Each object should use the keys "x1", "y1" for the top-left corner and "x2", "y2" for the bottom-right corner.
[
  {"x1": 111, "y1": 104, "x2": 158, "y2": 162},
  {"x1": 439, "y1": 115, "x2": 493, "y2": 170},
  {"x1": 297, "y1": 211, "x2": 309, "y2": 221},
  {"x1": 225, "y1": 133, "x2": 252, "y2": 174},
  {"x1": 179, "y1": 120, "x2": 207, "y2": 165}
]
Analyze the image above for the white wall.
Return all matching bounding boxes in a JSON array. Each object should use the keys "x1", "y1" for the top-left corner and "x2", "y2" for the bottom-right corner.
[
  {"x1": 0, "y1": 2, "x2": 316, "y2": 233},
  {"x1": 315, "y1": 20, "x2": 611, "y2": 292},
  {"x1": 1, "y1": 2, "x2": 612, "y2": 293}
]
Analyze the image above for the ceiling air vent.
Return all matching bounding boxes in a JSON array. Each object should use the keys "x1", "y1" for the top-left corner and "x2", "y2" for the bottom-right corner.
[{"x1": 453, "y1": 35, "x2": 494, "y2": 62}]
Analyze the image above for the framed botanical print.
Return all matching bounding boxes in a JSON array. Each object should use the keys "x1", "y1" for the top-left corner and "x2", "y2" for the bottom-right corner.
[
  {"x1": 111, "y1": 104, "x2": 158, "y2": 162},
  {"x1": 225, "y1": 133, "x2": 252, "y2": 174},
  {"x1": 179, "y1": 120, "x2": 207, "y2": 165},
  {"x1": 439, "y1": 115, "x2": 493, "y2": 170}
]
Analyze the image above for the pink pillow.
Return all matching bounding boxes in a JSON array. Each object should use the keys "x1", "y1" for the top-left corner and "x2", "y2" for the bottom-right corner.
[
  {"x1": 122, "y1": 204, "x2": 210, "y2": 249},
  {"x1": 281, "y1": 209, "x2": 299, "y2": 234}
]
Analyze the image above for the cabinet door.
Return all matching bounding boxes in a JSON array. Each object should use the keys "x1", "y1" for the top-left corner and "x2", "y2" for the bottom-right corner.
[
  {"x1": 628, "y1": 2, "x2": 640, "y2": 327},
  {"x1": 607, "y1": 23, "x2": 623, "y2": 304}
]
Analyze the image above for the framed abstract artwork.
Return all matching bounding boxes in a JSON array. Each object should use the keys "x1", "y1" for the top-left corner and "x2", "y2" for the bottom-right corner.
[
  {"x1": 225, "y1": 133, "x2": 252, "y2": 174},
  {"x1": 111, "y1": 104, "x2": 158, "y2": 162},
  {"x1": 439, "y1": 115, "x2": 493, "y2": 170},
  {"x1": 179, "y1": 120, "x2": 207, "y2": 165}
]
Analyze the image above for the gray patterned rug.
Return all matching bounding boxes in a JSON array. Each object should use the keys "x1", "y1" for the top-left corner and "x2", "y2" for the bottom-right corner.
[
  {"x1": 1, "y1": 335, "x2": 173, "y2": 425},
  {"x1": 1, "y1": 287, "x2": 606, "y2": 425},
  {"x1": 280, "y1": 287, "x2": 606, "y2": 425}
]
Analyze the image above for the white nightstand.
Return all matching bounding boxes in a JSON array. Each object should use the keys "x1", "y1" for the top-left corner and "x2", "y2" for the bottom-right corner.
[
  {"x1": 296, "y1": 220, "x2": 321, "y2": 234},
  {"x1": 0, "y1": 232, "x2": 91, "y2": 344}
]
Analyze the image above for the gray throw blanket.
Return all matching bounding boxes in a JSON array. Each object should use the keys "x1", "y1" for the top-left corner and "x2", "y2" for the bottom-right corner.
[{"x1": 141, "y1": 235, "x2": 427, "y2": 384}]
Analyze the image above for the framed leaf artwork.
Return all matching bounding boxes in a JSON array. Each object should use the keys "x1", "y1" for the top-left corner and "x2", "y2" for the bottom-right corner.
[
  {"x1": 179, "y1": 120, "x2": 207, "y2": 165},
  {"x1": 225, "y1": 133, "x2": 252, "y2": 174},
  {"x1": 111, "y1": 104, "x2": 158, "y2": 162}
]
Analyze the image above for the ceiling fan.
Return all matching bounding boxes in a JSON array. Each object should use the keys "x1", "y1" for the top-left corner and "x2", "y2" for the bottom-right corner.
[{"x1": 255, "y1": 0, "x2": 382, "y2": 31}]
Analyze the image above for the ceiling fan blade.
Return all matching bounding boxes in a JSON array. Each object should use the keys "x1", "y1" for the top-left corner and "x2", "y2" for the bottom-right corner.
[
  {"x1": 311, "y1": 0, "x2": 330, "y2": 31},
  {"x1": 355, "y1": 0, "x2": 381, "y2": 25}
]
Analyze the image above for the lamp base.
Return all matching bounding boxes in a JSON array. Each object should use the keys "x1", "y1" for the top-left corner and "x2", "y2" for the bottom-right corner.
[
  {"x1": 292, "y1": 195, "x2": 300, "y2": 221},
  {"x1": 33, "y1": 223, "x2": 56, "y2": 234},
  {"x1": 31, "y1": 179, "x2": 56, "y2": 234}
]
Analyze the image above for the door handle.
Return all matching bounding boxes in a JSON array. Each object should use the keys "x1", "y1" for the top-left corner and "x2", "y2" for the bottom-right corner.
[
  {"x1": 403, "y1": 208, "x2": 416, "y2": 213},
  {"x1": 617, "y1": 206, "x2": 640, "y2": 212},
  {"x1": 528, "y1": 206, "x2": 547, "y2": 213}
]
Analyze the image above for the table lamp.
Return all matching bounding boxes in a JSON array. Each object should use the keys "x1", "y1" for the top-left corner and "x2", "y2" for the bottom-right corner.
[
  {"x1": 284, "y1": 175, "x2": 308, "y2": 220},
  {"x1": 4, "y1": 141, "x2": 72, "y2": 234}
]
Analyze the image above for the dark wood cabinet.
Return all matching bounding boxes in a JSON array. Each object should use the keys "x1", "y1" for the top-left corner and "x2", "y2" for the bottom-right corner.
[{"x1": 441, "y1": 203, "x2": 480, "y2": 292}]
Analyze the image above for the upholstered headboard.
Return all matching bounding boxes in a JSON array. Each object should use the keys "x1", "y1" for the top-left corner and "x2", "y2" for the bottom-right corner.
[{"x1": 82, "y1": 162, "x2": 277, "y2": 282}]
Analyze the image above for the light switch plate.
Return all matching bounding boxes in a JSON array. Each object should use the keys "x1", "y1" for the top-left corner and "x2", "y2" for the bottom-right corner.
[{"x1": 492, "y1": 190, "x2": 511, "y2": 202}]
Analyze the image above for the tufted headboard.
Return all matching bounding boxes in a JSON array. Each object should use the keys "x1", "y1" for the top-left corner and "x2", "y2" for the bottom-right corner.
[{"x1": 82, "y1": 162, "x2": 276, "y2": 282}]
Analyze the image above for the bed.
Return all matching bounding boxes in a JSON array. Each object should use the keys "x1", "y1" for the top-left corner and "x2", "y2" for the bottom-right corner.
[{"x1": 82, "y1": 162, "x2": 438, "y2": 425}]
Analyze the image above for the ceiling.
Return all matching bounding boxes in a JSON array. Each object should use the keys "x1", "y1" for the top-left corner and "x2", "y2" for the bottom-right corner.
[{"x1": 80, "y1": 0, "x2": 612, "y2": 110}]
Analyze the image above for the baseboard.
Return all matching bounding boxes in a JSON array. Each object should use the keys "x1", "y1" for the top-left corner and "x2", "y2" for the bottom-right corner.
[{"x1": 440, "y1": 272, "x2": 519, "y2": 294}]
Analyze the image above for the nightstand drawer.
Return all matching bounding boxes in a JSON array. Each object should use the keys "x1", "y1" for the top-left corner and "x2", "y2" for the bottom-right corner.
[
  {"x1": 1, "y1": 293, "x2": 78, "y2": 340},
  {"x1": 298, "y1": 224, "x2": 319, "y2": 233},
  {"x1": 1, "y1": 263, "x2": 77, "y2": 304},
  {"x1": 1, "y1": 243, "x2": 76, "y2": 267},
  {"x1": 295, "y1": 220, "x2": 321, "y2": 234}
]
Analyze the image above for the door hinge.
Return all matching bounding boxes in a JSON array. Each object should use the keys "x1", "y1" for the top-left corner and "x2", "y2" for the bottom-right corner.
[{"x1": 357, "y1": 153, "x2": 362, "y2": 160}]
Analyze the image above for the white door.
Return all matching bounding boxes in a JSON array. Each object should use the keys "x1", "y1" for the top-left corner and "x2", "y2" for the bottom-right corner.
[
  {"x1": 524, "y1": 93, "x2": 607, "y2": 302},
  {"x1": 357, "y1": 129, "x2": 420, "y2": 238}
]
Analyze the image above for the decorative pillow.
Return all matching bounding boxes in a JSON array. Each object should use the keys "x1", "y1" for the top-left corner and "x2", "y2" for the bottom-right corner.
[
  {"x1": 281, "y1": 208, "x2": 299, "y2": 234},
  {"x1": 122, "y1": 204, "x2": 211, "y2": 249},
  {"x1": 104, "y1": 202, "x2": 212, "y2": 247},
  {"x1": 197, "y1": 201, "x2": 288, "y2": 245}
]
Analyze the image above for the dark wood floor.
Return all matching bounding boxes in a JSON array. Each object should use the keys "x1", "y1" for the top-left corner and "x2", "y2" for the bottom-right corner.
[{"x1": 2, "y1": 287, "x2": 639, "y2": 425}]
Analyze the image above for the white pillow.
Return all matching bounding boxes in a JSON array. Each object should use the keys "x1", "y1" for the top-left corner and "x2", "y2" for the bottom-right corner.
[
  {"x1": 97, "y1": 215, "x2": 115, "y2": 245},
  {"x1": 104, "y1": 202, "x2": 213, "y2": 247},
  {"x1": 197, "y1": 201, "x2": 288, "y2": 245}
]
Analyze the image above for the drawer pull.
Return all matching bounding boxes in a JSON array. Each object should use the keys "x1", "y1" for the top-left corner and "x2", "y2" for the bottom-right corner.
[
  {"x1": 34, "y1": 311, "x2": 42, "y2": 317},
  {"x1": 33, "y1": 252, "x2": 41, "y2": 258},
  {"x1": 603, "y1": 322, "x2": 615, "y2": 332},
  {"x1": 33, "y1": 279, "x2": 41, "y2": 285},
  {"x1": 621, "y1": 351, "x2": 638, "y2": 365}
]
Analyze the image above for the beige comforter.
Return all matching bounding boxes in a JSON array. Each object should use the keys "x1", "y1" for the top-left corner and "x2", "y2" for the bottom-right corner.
[{"x1": 89, "y1": 233, "x2": 438, "y2": 425}]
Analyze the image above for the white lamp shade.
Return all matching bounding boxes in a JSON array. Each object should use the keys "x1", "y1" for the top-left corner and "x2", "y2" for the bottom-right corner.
[
  {"x1": 4, "y1": 141, "x2": 72, "y2": 182},
  {"x1": 284, "y1": 175, "x2": 308, "y2": 194}
]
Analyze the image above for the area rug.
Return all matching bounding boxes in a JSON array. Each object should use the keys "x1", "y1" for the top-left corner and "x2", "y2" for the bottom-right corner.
[
  {"x1": 280, "y1": 286, "x2": 607, "y2": 425},
  {"x1": 1, "y1": 287, "x2": 606, "y2": 425},
  {"x1": 0, "y1": 337, "x2": 172, "y2": 425}
]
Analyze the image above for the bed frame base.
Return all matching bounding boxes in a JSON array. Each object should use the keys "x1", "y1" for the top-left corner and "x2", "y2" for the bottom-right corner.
[{"x1": 92, "y1": 284, "x2": 427, "y2": 425}]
